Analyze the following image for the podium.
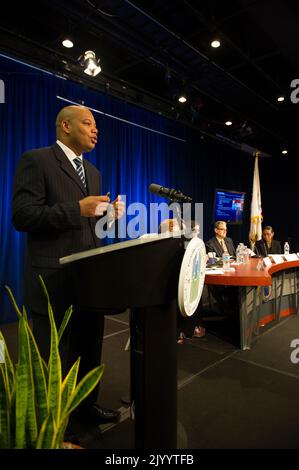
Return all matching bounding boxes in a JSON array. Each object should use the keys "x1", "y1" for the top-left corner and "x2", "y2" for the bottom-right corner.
[{"x1": 60, "y1": 234, "x2": 185, "y2": 448}]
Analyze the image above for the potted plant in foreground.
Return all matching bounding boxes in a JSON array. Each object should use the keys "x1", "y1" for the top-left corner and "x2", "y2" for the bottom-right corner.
[{"x1": 0, "y1": 276, "x2": 104, "y2": 449}]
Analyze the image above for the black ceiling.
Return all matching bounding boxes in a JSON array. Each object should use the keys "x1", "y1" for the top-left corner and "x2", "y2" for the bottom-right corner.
[{"x1": 1, "y1": 0, "x2": 298, "y2": 157}]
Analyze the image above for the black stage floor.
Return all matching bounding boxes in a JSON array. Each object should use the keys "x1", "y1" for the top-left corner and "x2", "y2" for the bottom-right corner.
[{"x1": 2, "y1": 311, "x2": 299, "y2": 449}]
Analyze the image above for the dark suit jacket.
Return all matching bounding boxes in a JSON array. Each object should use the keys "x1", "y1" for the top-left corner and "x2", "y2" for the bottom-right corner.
[
  {"x1": 12, "y1": 143, "x2": 102, "y2": 317},
  {"x1": 205, "y1": 236, "x2": 236, "y2": 258},
  {"x1": 254, "y1": 239, "x2": 282, "y2": 257}
]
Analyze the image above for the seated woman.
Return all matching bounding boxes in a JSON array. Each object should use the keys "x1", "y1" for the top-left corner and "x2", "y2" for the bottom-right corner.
[{"x1": 159, "y1": 218, "x2": 181, "y2": 234}]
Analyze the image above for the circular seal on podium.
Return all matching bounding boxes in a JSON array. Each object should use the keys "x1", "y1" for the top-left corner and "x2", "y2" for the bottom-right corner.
[{"x1": 178, "y1": 237, "x2": 206, "y2": 317}]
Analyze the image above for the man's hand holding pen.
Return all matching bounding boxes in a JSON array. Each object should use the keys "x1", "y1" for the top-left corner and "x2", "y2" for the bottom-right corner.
[
  {"x1": 110, "y1": 195, "x2": 125, "y2": 221},
  {"x1": 79, "y1": 194, "x2": 110, "y2": 217},
  {"x1": 79, "y1": 192, "x2": 125, "y2": 220}
]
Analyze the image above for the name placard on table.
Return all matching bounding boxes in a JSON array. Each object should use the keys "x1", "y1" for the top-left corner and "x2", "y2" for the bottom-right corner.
[
  {"x1": 205, "y1": 268, "x2": 224, "y2": 275},
  {"x1": 270, "y1": 255, "x2": 284, "y2": 264},
  {"x1": 284, "y1": 253, "x2": 299, "y2": 262},
  {"x1": 263, "y1": 256, "x2": 272, "y2": 267}
]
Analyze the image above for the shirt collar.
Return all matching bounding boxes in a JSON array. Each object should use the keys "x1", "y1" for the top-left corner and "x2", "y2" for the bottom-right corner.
[{"x1": 56, "y1": 140, "x2": 83, "y2": 161}]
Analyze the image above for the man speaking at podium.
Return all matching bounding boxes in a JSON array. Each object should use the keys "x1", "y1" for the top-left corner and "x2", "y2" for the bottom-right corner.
[{"x1": 12, "y1": 105, "x2": 124, "y2": 428}]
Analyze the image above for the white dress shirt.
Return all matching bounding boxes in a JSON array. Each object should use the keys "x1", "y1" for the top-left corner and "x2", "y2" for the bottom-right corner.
[{"x1": 56, "y1": 140, "x2": 86, "y2": 180}]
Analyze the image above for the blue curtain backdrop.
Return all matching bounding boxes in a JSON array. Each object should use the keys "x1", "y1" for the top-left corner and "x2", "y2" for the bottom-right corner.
[
  {"x1": 0, "y1": 54, "x2": 189, "y2": 323},
  {"x1": 1, "y1": 54, "x2": 296, "y2": 323}
]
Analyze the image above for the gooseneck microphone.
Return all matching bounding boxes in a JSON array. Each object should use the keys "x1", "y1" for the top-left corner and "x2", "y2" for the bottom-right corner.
[{"x1": 149, "y1": 183, "x2": 192, "y2": 203}]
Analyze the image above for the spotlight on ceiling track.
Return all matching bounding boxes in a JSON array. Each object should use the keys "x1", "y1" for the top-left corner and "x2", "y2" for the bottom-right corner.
[
  {"x1": 211, "y1": 40, "x2": 221, "y2": 48},
  {"x1": 281, "y1": 149, "x2": 288, "y2": 155},
  {"x1": 62, "y1": 38, "x2": 74, "y2": 48},
  {"x1": 277, "y1": 96, "x2": 285, "y2": 102},
  {"x1": 178, "y1": 95, "x2": 187, "y2": 103},
  {"x1": 225, "y1": 121, "x2": 232, "y2": 126},
  {"x1": 78, "y1": 50, "x2": 101, "y2": 77}
]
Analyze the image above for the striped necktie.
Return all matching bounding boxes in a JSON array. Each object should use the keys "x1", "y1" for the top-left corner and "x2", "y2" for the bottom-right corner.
[
  {"x1": 73, "y1": 157, "x2": 86, "y2": 188},
  {"x1": 220, "y1": 240, "x2": 226, "y2": 251}
]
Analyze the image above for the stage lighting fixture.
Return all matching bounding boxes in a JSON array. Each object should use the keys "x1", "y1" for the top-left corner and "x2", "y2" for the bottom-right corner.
[
  {"x1": 62, "y1": 38, "x2": 74, "y2": 48},
  {"x1": 78, "y1": 51, "x2": 101, "y2": 77},
  {"x1": 178, "y1": 95, "x2": 187, "y2": 103},
  {"x1": 211, "y1": 40, "x2": 221, "y2": 48}
]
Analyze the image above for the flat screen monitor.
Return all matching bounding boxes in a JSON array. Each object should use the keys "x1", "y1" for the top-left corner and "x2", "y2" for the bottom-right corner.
[{"x1": 213, "y1": 188, "x2": 245, "y2": 224}]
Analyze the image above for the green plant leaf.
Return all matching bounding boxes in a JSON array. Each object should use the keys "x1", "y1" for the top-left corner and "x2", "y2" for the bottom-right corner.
[
  {"x1": 61, "y1": 358, "x2": 80, "y2": 416},
  {"x1": 55, "y1": 416, "x2": 69, "y2": 449},
  {"x1": 0, "y1": 365, "x2": 10, "y2": 448},
  {"x1": 15, "y1": 317, "x2": 29, "y2": 448},
  {"x1": 22, "y1": 305, "x2": 28, "y2": 322},
  {"x1": 0, "y1": 330, "x2": 15, "y2": 400},
  {"x1": 41, "y1": 357, "x2": 48, "y2": 376},
  {"x1": 20, "y1": 319, "x2": 38, "y2": 448},
  {"x1": 58, "y1": 305, "x2": 73, "y2": 343},
  {"x1": 25, "y1": 371, "x2": 38, "y2": 448},
  {"x1": 36, "y1": 413, "x2": 57, "y2": 449},
  {"x1": 0, "y1": 329, "x2": 14, "y2": 448},
  {"x1": 3, "y1": 282, "x2": 105, "y2": 449},
  {"x1": 38, "y1": 276, "x2": 50, "y2": 303},
  {"x1": 26, "y1": 324, "x2": 48, "y2": 429},
  {"x1": 64, "y1": 364, "x2": 104, "y2": 417},
  {"x1": 0, "y1": 433, "x2": 7, "y2": 449},
  {"x1": 9, "y1": 388, "x2": 16, "y2": 448},
  {"x1": 38, "y1": 276, "x2": 62, "y2": 425},
  {"x1": 47, "y1": 302, "x2": 62, "y2": 425},
  {"x1": 5, "y1": 286, "x2": 23, "y2": 320}
]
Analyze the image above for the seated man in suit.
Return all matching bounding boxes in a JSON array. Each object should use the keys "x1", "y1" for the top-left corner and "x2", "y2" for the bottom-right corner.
[
  {"x1": 254, "y1": 226, "x2": 282, "y2": 257},
  {"x1": 205, "y1": 221, "x2": 236, "y2": 258},
  {"x1": 205, "y1": 221, "x2": 238, "y2": 316}
]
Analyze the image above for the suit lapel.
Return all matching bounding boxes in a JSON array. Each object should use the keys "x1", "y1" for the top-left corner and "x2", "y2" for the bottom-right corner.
[
  {"x1": 84, "y1": 161, "x2": 96, "y2": 195},
  {"x1": 52, "y1": 144, "x2": 87, "y2": 195}
]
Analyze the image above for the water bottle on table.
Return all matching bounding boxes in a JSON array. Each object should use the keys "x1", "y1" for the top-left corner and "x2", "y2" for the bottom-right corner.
[
  {"x1": 243, "y1": 246, "x2": 249, "y2": 264},
  {"x1": 284, "y1": 242, "x2": 290, "y2": 255},
  {"x1": 236, "y1": 244, "x2": 242, "y2": 263},
  {"x1": 222, "y1": 250, "x2": 230, "y2": 272}
]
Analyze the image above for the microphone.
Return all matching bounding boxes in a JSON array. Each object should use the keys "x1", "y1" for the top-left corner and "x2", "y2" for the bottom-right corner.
[
  {"x1": 254, "y1": 243, "x2": 261, "y2": 258},
  {"x1": 149, "y1": 183, "x2": 192, "y2": 203}
]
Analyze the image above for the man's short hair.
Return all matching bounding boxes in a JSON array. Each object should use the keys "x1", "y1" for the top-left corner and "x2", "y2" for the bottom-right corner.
[
  {"x1": 159, "y1": 218, "x2": 179, "y2": 234},
  {"x1": 191, "y1": 219, "x2": 199, "y2": 230},
  {"x1": 214, "y1": 221, "x2": 226, "y2": 229},
  {"x1": 263, "y1": 225, "x2": 273, "y2": 232}
]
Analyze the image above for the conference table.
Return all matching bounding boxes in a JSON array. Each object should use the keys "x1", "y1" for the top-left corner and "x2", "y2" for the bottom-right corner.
[{"x1": 204, "y1": 257, "x2": 299, "y2": 349}]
